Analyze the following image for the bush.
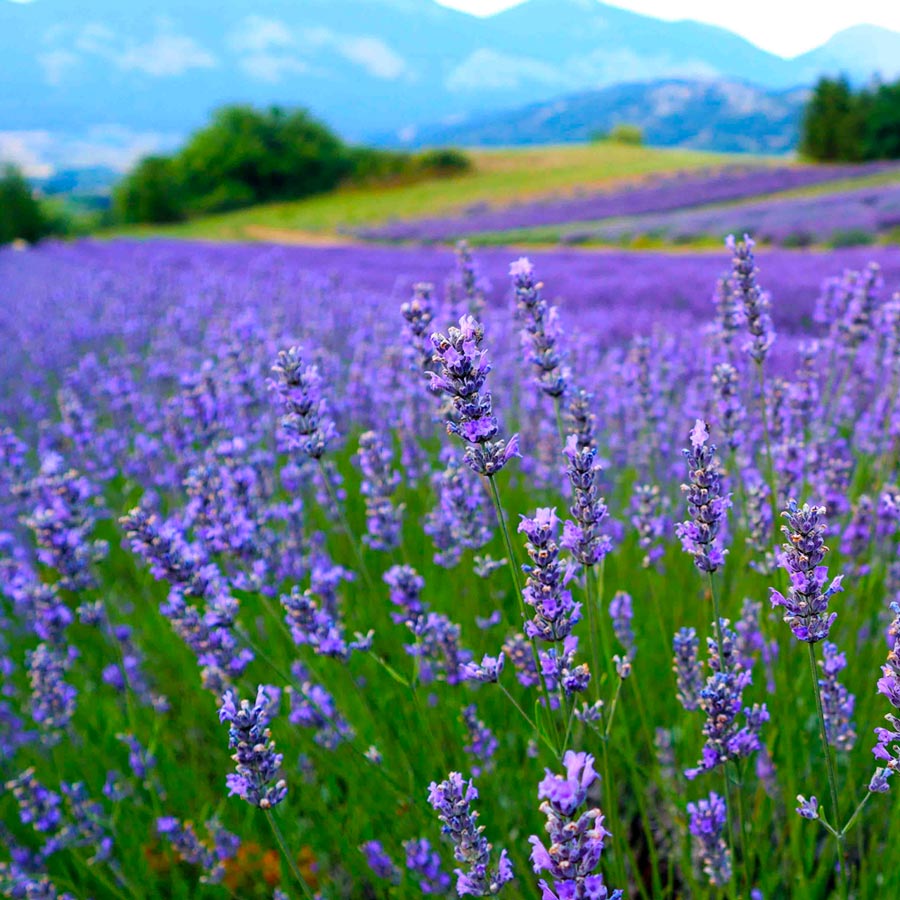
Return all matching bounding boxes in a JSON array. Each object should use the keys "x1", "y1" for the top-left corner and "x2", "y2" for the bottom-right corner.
[
  {"x1": 113, "y1": 157, "x2": 185, "y2": 225},
  {"x1": 414, "y1": 148, "x2": 472, "y2": 175},
  {"x1": 829, "y1": 228, "x2": 875, "y2": 247},
  {"x1": 607, "y1": 124, "x2": 644, "y2": 146},
  {"x1": 0, "y1": 164, "x2": 51, "y2": 245}
]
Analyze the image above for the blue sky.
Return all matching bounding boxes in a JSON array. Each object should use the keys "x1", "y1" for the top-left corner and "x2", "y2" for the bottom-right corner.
[{"x1": 437, "y1": 0, "x2": 900, "y2": 57}]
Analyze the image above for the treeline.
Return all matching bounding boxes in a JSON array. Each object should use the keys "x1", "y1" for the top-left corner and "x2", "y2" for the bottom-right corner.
[
  {"x1": 801, "y1": 76, "x2": 900, "y2": 162},
  {"x1": 114, "y1": 105, "x2": 471, "y2": 224},
  {"x1": 0, "y1": 165, "x2": 70, "y2": 247}
]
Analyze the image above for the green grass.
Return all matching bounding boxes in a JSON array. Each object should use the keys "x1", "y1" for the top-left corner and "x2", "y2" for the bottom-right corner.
[{"x1": 106, "y1": 143, "x2": 752, "y2": 242}]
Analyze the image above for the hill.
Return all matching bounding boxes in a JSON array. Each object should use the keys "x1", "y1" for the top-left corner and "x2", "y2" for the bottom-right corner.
[{"x1": 396, "y1": 80, "x2": 809, "y2": 154}]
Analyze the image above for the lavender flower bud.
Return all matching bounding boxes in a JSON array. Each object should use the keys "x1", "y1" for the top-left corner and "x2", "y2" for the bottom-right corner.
[
  {"x1": 726, "y1": 234, "x2": 775, "y2": 364},
  {"x1": 770, "y1": 500, "x2": 842, "y2": 643}
]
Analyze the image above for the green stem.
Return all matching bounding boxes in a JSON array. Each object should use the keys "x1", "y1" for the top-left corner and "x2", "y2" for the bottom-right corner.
[
  {"x1": 755, "y1": 362, "x2": 781, "y2": 544},
  {"x1": 487, "y1": 473, "x2": 560, "y2": 756},
  {"x1": 265, "y1": 809, "x2": 316, "y2": 900},
  {"x1": 585, "y1": 563, "x2": 604, "y2": 704},
  {"x1": 807, "y1": 642, "x2": 848, "y2": 898},
  {"x1": 840, "y1": 790, "x2": 874, "y2": 838},
  {"x1": 317, "y1": 459, "x2": 374, "y2": 590}
]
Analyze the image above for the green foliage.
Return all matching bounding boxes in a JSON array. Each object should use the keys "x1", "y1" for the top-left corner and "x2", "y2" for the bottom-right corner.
[
  {"x1": 0, "y1": 164, "x2": 52, "y2": 245},
  {"x1": 828, "y1": 227, "x2": 875, "y2": 247},
  {"x1": 413, "y1": 147, "x2": 473, "y2": 175},
  {"x1": 607, "y1": 124, "x2": 644, "y2": 146},
  {"x1": 113, "y1": 156, "x2": 185, "y2": 224},
  {"x1": 113, "y1": 105, "x2": 473, "y2": 224},
  {"x1": 801, "y1": 76, "x2": 900, "y2": 162},
  {"x1": 176, "y1": 106, "x2": 352, "y2": 215}
]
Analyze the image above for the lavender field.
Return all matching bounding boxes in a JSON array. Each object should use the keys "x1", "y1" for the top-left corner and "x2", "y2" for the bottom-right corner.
[
  {"x1": 352, "y1": 163, "x2": 900, "y2": 244},
  {"x1": 3, "y1": 235, "x2": 900, "y2": 900}
]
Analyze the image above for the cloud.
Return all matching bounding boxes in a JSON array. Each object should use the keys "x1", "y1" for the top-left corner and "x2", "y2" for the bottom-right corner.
[
  {"x1": 40, "y1": 21, "x2": 217, "y2": 83},
  {"x1": 229, "y1": 16, "x2": 294, "y2": 53},
  {"x1": 0, "y1": 126, "x2": 183, "y2": 175},
  {"x1": 0, "y1": 131, "x2": 54, "y2": 177},
  {"x1": 38, "y1": 49, "x2": 80, "y2": 86},
  {"x1": 302, "y1": 27, "x2": 409, "y2": 80},
  {"x1": 115, "y1": 32, "x2": 217, "y2": 76},
  {"x1": 446, "y1": 48, "x2": 564, "y2": 91}
]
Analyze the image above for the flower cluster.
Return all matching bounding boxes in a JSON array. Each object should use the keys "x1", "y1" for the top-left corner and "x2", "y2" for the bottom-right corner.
[
  {"x1": 270, "y1": 346, "x2": 337, "y2": 460},
  {"x1": 219, "y1": 686, "x2": 286, "y2": 809},
  {"x1": 355, "y1": 429, "x2": 404, "y2": 551},
  {"x1": 156, "y1": 816, "x2": 240, "y2": 884},
  {"x1": 529, "y1": 751, "x2": 622, "y2": 900},
  {"x1": 770, "y1": 500, "x2": 843, "y2": 643},
  {"x1": 519, "y1": 508, "x2": 581, "y2": 643},
  {"x1": 676, "y1": 420, "x2": 731, "y2": 573},
  {"x1": 562, "y1": 436, "x2": 612, "y2": 567},
  {"x1": 427, "y1": 772, "x2": 514, "y2": 896},
  {"x1": 429, "y1": 315, "x2": 519, "y2": 476},
  {"x1": 510, "y1": 257, "x2": 570, "y2": 399},
  {"x1": 687, "y1": 792, "x2": 732, "y2": 887},
  {"x1": 727, "y1": 234, "x2": 775, "y2": 363}
]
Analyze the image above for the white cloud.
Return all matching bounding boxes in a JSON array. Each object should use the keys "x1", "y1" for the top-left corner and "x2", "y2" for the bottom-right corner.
[
  {"x1": 239, "y1": 53, "x2": 309, "y2": 83},
  {"x1": 446, "y1": 48, "x2": 564, "y2": 91},
  {"x1": 0, "y1": 131, "x2": 54, "y2": 178},
  {"x1": 115, "y1": 32, "x2": 216, "y2": 76},
  {"x1": 0, "y1": 127, "x2": 183, "y2": 175},
  {"x1": 229, "y1": 16, "x2": 294, "y2": 53},
  {"x1": 39, "y1": 21, "x2": 217, "y2": 83},
  {"x1": 38, "y1": 49, "x2": 79, "y2": 86},
  {"x1": 302, "y1": 27, "x2": 408, "y2": 80}
]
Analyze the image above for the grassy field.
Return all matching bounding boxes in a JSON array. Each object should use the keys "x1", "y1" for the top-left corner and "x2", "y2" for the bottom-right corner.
[{"x1": 109, "y1": 143, "x2": 751, "y2": 243}]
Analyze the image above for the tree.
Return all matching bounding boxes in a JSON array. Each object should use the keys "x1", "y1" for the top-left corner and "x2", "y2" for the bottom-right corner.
[
  {"x1": 799, "y1": 76, "x2": 864, "y2": 162},
  {"x1": 862, "y1": 82, "x2": 900, "y2": 160},
  {"x1": 175, "y1": 105, "x2": 352, "y2": 214},
  {"x1": 112, "y1": 156, "x2": 184, "y2": 224},
  {"x1": 0, "y1": 164, "x2": 50, "y2": 244}
]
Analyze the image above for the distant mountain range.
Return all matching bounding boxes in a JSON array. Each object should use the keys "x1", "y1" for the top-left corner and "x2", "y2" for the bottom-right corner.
[
  {"x1": 2, "y1": 0, "x2": 900, "y2": 173},
  {"x1": 398, "y1": 80, "x2": 810, "y2": 154}
]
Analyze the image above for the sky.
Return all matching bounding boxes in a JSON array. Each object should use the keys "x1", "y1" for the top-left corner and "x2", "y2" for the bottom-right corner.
[{"x1": 436, "y1": 0, "x2": 900, "y2": 58}]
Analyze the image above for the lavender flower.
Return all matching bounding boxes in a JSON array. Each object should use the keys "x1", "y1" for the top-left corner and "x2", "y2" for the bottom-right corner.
[
  {"x1": 270, "y1": 346, "x2": 337, "y2": 460},
  {"x1": 156, "y1": 816, "x2": 239, "y2": 884},
  {"x1": 519, "y1": 508, "x2": 581, "y2": 643},
  {"x1": 425, "y1": 454, "x2": 492, "y2": 567},
  {"x1": 355, "y1": 430, "x2": 404, "y2": 551},
  {"x1": 818, "y1": 642, "x2": 856, "y2": 752},
  {"x1": 219, "y1": 686, "x2": 286, "y2": 809},
  {"x1": 287, "y1": 667, "x2": 355, "y2": 750},
  {"x1": 630, "y1": 483, "x2": 667, "y2": 569},
  {"x1": 688, "y1": 792, "x2": 732, "y2": 887},
  {"x1": 280, "y1": 584, "x2": 372, "y2": 660},
  {"x1": 711, "y1": 362, "x2": 744, "y2": 452},
  {"x1": 562, "y1": 436, "x2": 612, "y2": 568},
  {"x1": 429, "y1": 315, "x2": 519, "y2": 477},
  {"x1": 529, "y1": 751, "x2": 622, "y2": 900},
  {"x1": 872, "y1": 602, "x2": 900, "y2": 779},
  {"x1": 673, "y1": 627, "x2": 703, "y2": 712},
  {"x1": 685, "y1": 621, "x2": 769, "y2": 780},
  {"x1": 770, "y1": 500, "x2": 843, "y2": 643},
  {"x1": 401, "y1": 282, "x2": 436, "y2": 371},
  {"x1": 727, "y1": 234, "x2": 775, "y2": 364},
  {"x1": 405, "y1": 837, "x2": 452, "y2": 894},
  {"x1": 427, "y1": 772, "x2": 514, "y2": 896},
  {"x1": 361, "y1": 840, "x2": 402, "y2": 884},
  {"x1": 676, "y1": 420, "x2": 730, "y2": 573},
  {"x1": 510, "y1": 257, "x2": 569, "y2": 399}
]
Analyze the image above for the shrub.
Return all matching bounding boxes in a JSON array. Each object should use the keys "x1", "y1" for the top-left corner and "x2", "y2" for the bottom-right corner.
[{"x1": 0, "y1": 164, "x2": 52, "y2": 244}]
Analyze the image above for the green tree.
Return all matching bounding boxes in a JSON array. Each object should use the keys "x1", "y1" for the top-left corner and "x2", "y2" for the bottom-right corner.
[
  {"x1": 862, "y1": 81, "x2": 900, "y2": 160},
  {"x1": 799, "y1": 76, "x2": 864, "y2": 161},
  {"x1": 176, "y1": 105, "x2": 352, "y2": 214},
  {"x1": 0, "y1": 164, "x2": 49, "y2": 244},
  {"x1": 112, "y1": 156, "x2": 184, "y2": 224}
]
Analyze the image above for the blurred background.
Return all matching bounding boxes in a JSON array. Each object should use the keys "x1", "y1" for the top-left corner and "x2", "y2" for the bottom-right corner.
[{"x1": 2, "y1": 0, "x2": 900, "y2": 248}]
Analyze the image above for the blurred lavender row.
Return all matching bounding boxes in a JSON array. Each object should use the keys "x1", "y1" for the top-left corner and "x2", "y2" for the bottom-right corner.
[
  {"x1": 562, "y1": 180, "x2": 900, "y2": 247},
  {"x1": 352, "y1": 162, "x2": 900, "y2": 243}
]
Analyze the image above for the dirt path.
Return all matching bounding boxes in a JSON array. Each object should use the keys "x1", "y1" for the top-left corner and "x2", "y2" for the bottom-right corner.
[{"x1": 241, "y1": 225, "x2": 359, "y2": 246}]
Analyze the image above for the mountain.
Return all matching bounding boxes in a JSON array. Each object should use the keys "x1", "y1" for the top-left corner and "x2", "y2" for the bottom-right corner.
[
  {"x1": 1, "y1": 0, "x2": 898, "y2": 173},
  {"x1": 394, "y1": 80, "x2": 810, "y2": 154},
  {"x1": 791, "y1": 24, "x2": 900, "y2": 83}
]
